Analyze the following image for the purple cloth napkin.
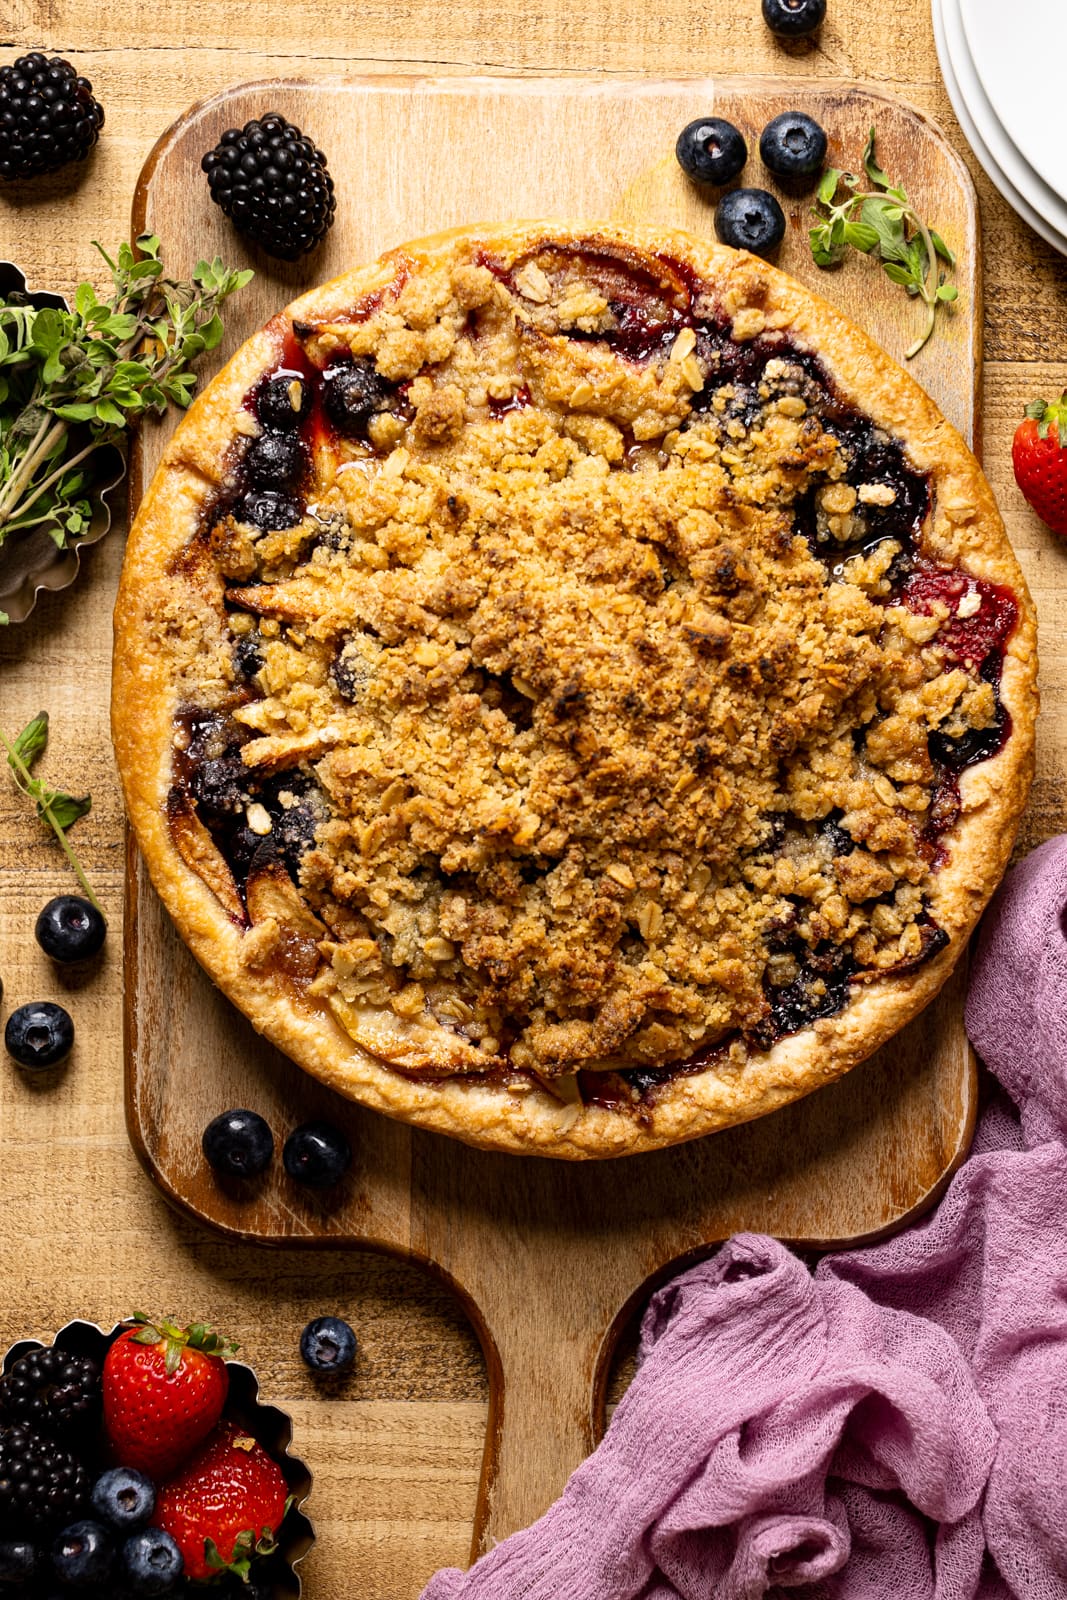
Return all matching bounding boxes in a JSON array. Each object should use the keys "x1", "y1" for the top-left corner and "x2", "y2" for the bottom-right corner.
[{"x1": 423, "y1": 836, "x2": 1067, "y2": 1600}]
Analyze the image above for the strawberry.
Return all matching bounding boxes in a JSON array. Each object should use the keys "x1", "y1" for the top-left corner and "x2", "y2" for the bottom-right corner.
[
  {"x1": 1012, "y1": 391, "x2": 1067, "y2": 537},
  {"x1": 155, "y1": 1417, "x2": 289, "y2": 1581},
  {"x1": 103, "y1": 1315, "x2": 236, "y2": 1479}
]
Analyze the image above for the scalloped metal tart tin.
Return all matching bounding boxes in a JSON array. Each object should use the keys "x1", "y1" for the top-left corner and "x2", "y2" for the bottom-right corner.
[
  {"x1": 0, "y1": 263, "x2": 126, "y2": 626},
  {"x1": 1, "y1": 1319, "x2": 315, "y2": 1596}
]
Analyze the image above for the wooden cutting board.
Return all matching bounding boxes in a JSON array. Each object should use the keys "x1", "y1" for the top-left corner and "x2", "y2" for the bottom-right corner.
[{"x1": 126, "y1": 76, "x2": 981, "y2": 1563}]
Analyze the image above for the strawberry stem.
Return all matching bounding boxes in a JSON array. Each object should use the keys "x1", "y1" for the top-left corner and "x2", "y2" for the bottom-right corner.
[
  {"x1": 125, "y1": 1315, "x2": 239, "y2": 1362},
  {"x1": 1024, "y1": 392, "x2": 1067, "y2": 447}
]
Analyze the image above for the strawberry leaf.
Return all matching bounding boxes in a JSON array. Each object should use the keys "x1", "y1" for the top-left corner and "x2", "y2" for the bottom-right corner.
[
  {"x1": 203, "y1": 1526, "x2": 277, "y2": 1582},
  {"x1": 1025, "y1": 393, "x2": 1067, "y2": 446},
  {"x1": 129, "y1": 1327, "x2": 163, "y2": 1347},
  {"x1": 256, "y1": 1526, "x2": 279, "y2": 1559},
  {"x1": 204, "y1": 1536, "x2": 229, "y2": 1573}
]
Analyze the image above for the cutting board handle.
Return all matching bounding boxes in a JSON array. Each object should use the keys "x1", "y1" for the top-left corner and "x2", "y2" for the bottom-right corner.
[{"x1": 468, "y1": 1296, "x2": 615, "y2": 1557}]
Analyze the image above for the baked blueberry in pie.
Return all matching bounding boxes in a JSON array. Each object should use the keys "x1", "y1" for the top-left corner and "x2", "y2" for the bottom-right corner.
[{"x1": 112, "y1": 223, "x2": 1037, "y2": 1156}]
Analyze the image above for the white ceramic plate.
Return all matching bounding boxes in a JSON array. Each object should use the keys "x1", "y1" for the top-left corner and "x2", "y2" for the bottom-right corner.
[
  {"x1": 933, "y1": 0, "x2": 1067, "y2": 255},
  {"x1": 947, "y1": 0, "x2": 1067, "y2": 238},
  {"x1": 961, "y1": 0, "x2": 1067, "y2": 204}
]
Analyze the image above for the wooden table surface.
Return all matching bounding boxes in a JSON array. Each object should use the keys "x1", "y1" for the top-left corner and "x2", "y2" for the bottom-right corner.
[{"x1": 1, "y1": 2, "x2": 1064, "y2": 1595}]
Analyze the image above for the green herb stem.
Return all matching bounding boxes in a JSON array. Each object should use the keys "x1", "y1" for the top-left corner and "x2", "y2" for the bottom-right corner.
[
  {"x1": 809, "y1": 129, "x2": 958, "y2": 359},
  {"x1": 0, "y1": 413, "x2": 62, "y2": 526},
  {"x1": 905, "y1": 210, "x2": 943, "y2": 360},
  {"x1": 3, "y1": 432, "x2": 96, "y2": 529},
  {"x1": 842, "y1": 186, "x2": 942, "y2": 359},
  {"x1": 0, "y1": 724, "x2": 104, "y2": 915}
]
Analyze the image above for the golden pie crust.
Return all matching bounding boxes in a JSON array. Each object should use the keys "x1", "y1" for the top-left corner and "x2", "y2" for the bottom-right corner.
[{"x1": 112, "y1": 221, "x2": 1038, "y2": 1158}]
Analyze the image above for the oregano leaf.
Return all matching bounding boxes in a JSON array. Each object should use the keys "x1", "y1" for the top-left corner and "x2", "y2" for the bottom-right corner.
[
  {"x1": 0, "y1": 236, "x2": 252, "y2": 555},
  {"x1": 11, "y1": 711, "x2": 48, "y2": 769},
  {"x1": 46, "y1": 791, "x2": 91, "y2": 829},
  {"x1": 810, "y1": 124, "x2": 959, "y2": 357}
]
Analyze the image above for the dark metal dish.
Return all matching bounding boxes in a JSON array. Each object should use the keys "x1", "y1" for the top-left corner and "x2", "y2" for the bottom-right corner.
[
  {"x1": 0, "y1": 262, "x2": 126, "y2": 626},
  {"x1": 1, "y1": 1318, "x2": 315, "y2": 1596}
]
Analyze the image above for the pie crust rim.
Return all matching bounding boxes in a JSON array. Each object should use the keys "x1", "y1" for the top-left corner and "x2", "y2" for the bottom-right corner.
[{"x1": 112, "y1": 220, "x2": 1038, "y2": 1158}]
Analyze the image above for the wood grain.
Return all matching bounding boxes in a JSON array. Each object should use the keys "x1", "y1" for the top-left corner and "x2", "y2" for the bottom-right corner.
[
  {"x1": 0, "y1": 1, "x2": 1065, "y2": 1593},
  {"x1": 126, "y1": 76, "x2": 982, "y2": 1553}
]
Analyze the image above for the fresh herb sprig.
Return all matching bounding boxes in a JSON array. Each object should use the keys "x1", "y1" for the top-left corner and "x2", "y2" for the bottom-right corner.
[
  {"x1": 0, "y1": 235, "x2": 252, "y2": 566},
  {"x1": 0, "y1": 710, "x2": 102, "y2": 914},
  {"x1": 809, "y1": 129, "x2": 958, "y2": 359}
]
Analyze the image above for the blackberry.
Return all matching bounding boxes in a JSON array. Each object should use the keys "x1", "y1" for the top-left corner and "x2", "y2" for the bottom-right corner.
[
  {"x1": 0, "y1": 53, "x2": 104, "y2": 182},
  {"x1": 201, "y1": 113, "x2": 335, "y2": 261},
  {"x1": 0, "y1": 1348, "x2": 100, "y2": 1437},
  {"x1": 0, "y1": 1424, "x2": 89, "y2": 1534}
]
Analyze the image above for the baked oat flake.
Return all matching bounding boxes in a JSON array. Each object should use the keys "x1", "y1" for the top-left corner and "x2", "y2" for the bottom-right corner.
[{"x1": 112, "y1": 223, "x2": 1037, "y2": 1157}]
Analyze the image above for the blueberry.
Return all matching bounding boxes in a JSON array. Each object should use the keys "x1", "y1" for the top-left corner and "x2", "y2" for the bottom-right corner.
[
  {"x1": 5, "y1": 1002, "x2": 75, "y2": 1069},
  {"x1": 762, "y1": 0, "x2": 826, "y2": 37},
  {"x1": 220, "y1": 1573, "x2": 271, "y2": 1600},
  {"x1": 121, "y1": 1528, "x2": 183, "y2": 1595},
  {"x1": 257, "y1": 372, "x2": 311, "y2": 431},
  {"x1": 714, "y1": 188, "x2": 787, "y2": 256},
  {"x1": 283, "y1": 1120, "x2": 351, "y2": 1188},
  {"x1": 759, "y1": 111, "x2": 827, "y2": 178},
  {"x1": 232, "y1": 633, "x2": 265, "y2": 681},
  {"x1": 35, "y1": 895, "x2": 107, "y2": 963},
  {"x1": 190, "y1": 756, "x2": 246, "y2": 816},
  {"x1": 243, "y1": 431, "x2": 306, "y2": 491},
  {"x1": 675, "y1": 117, "x2": 747, "y2": 186},
  {"x1": 50, "y1": 1520, "x2": 113, "y2": 1587},
  {"x1": 0, "y1": 1538, "x2": 38, "y2": 1584},
  {"x1": 322, "y1": 360, "x2": 391, "y2": 435},
  {"x1": 90, "y1": 1468, "x2": 155, "y2": 1533},
  {"x1": 300, "y1": 1315, "x2": 358, "y2": 1373},
  {"x1": 202, "y1": 1108, "x2": 275, "y2": 1178},
  {"x1": 235, "y1": 489, "x2": 305, "y2": 531}
]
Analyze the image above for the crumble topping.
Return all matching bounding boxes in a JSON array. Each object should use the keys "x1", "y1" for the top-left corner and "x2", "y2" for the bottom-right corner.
[{"x1": 157, "y1": 238, "x2": 1016, "y2": 1092}]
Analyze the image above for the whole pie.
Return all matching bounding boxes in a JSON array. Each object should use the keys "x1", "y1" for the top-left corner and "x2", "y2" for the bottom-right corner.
[{"x1": 112, "y1": 221, "x2": 1038, "y2": 1158}]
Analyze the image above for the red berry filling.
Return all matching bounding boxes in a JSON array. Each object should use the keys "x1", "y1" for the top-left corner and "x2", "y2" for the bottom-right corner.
[
  {"x1": 175, "y1": 244, "x2": 1022, "y2": 1114},
  {"x1": 898, "y1": 563, "x2": 1018, "y2": 669}
]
